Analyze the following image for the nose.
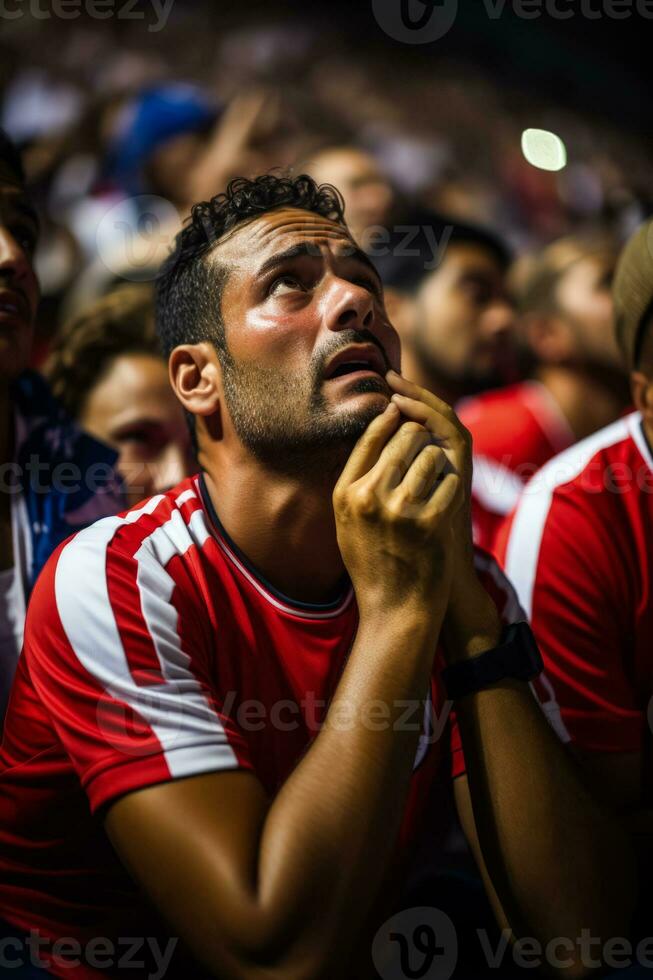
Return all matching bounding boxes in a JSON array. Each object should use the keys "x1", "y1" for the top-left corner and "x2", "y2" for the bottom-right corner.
[
  {"x1": 0, "y1": 227, "x2": 32, "y2": 286},
  {"x1": 328, "y1": 279, "x2": 376, "y2": 334},
  {"x1": 482, "y1": 298, "x2": 515, "y2": 342}
]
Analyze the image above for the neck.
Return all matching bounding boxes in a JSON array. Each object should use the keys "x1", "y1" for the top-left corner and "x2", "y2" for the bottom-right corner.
[
  {"x1": 201, "y1": 448, "x2": 347, "y2": 605},
  {"x1": 535, "y1": 364, "x2": 630, "y2": 442}
]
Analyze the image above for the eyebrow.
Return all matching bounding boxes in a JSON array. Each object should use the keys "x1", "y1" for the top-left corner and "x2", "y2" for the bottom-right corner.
[
  {"x1": 257, "y1": 241, "x2": 383, "y2": 289},
  {"x1": 1, "y1": 192, "x2": 40, "y2": 231}
]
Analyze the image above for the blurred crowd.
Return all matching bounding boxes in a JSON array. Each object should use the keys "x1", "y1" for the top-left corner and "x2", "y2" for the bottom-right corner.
[{"x1": 1, "y1": 12, "x2": 652, "y2": 352}]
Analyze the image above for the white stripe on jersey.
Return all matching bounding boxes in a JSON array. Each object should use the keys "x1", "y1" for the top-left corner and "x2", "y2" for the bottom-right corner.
[
  {"x1": 472, "y1": 455, "x2": 524, "y2": 516},
  {"x1": 55, "y1": 492, "x2": 239, "y2": 777},
  {"x1": 504, "y1": 414, "x2": 637, "y2": 619}
]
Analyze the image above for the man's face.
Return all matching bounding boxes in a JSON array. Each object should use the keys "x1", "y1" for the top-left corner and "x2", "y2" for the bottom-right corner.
[
  {"x1": 555, "y1": 252, "x2": 621, "y2": 369},
  {"x1": 0, "y1": 162, "x2": 39, "y2": 383},
  {"x1": 210, "y1": 207, "x2": 401, "y2": 474},
  {"x1": 307, "y1": 149, "x2": 394, "y2": 248},
  {"x1": 412, "y1": 242, "x2": 515, "y2": 388}
]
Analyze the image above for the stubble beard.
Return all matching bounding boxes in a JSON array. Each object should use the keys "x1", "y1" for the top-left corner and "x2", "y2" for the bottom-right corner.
[{"x1": 220, "y1": 352, "x2": 388, "y2": 479}]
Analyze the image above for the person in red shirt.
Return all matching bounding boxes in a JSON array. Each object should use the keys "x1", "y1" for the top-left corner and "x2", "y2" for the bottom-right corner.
[
  {"x1": 459, "y1": 233, "x2": 629, "y2": 489},
  {"x1": 0, "y1": 175, "x2": 634, "y2": 979},
  {"x1": 495, "y1": 217, "x2": 653, "y2": 923},
  {"x1": 381, "y1": 219, "x2": 521, "y2": 551}
]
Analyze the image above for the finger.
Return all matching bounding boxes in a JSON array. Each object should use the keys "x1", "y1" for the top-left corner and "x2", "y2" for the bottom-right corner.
[
  {"x1": 398, "y1": 444, "x2": 448, "y2": 503},
  {"x1": 336, "y1": 402, "x2": 401, "y2": 488},
  {"x1": 367, "y1": 422, "x2": 432, "y2": 493},
  {"x1": 386, "y1": 371, "x2": 458, "y2": 422},
  {"x1": 390, "y1": 392, "x2": 463, "y2": 448},
  {"x1": 420, "y1": 472, "x2": 462, "y2": 523}
]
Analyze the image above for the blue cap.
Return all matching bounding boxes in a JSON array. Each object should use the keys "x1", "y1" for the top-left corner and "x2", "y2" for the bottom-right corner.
[{"x1": 106, "y1": 83, "x2": 218, "y2": 195}]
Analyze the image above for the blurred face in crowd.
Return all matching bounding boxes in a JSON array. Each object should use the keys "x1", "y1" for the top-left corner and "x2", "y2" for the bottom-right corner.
[
  {"x1": 172, "y1": 208, "x2": 400, "y2": 474},
  {"x1": 305, "y1": 148, "x2": 394, "y2": 249},
  {"x1": 0, "y1": 161, "x2": 39, "y2": 384},
  {"x1": 80, "y1": 353, "x2": 194, "y2": 506},
  {"x1": 553, "y1": 251, "x2": 621, "y2": 368},
  {"x1": 411, "y1": 241, "x2": 515, "y2": 388},
  {"x1": 632, "y1": 315, "x2": 653, "y2": 441},
  {"x1": 147, "y1": 131, "x2": 208, "y2": 205}
]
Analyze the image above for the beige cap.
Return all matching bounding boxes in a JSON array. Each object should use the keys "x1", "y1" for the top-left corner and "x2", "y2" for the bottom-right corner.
[{"x1": 613, "y1": 218, "x2": 653, "y2": 369}]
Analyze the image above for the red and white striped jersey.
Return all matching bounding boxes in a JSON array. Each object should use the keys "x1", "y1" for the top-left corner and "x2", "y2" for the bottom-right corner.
[
  {"x1": 0, "y1": 473, "x2": 560, "y2": 977},
  {"x1": 458, "y1": 382, "x2": 573, "y2": 553},
  {"x1": 460, "y1": 381, "x2": 574, "y2": 483},
  {"x1": 495, "y1": 412, "x2": 653, "y2": 756}
]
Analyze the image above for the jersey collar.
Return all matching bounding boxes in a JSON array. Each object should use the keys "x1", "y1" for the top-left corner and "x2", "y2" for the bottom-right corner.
[{"x1": 196, "y1": 473, "x2": 354, "y2": 621}]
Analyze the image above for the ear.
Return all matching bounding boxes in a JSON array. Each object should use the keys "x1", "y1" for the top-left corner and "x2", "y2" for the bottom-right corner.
[
  {"x1": 523, "y1": 313, "x2": 573, "y2": 363},
  {"x1": 169, "y1": 343, "x2": 221, "y2": 420},
  {"x1": 631, "y1": 370, "x2": 653, "y2": 420}
]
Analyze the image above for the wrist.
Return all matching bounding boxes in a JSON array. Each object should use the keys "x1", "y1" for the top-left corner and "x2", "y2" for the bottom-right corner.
[
  {"x1": 443, "y1": 578, "x2": 502, "y2": 664},
  {"x1": 357, "y1": 591, "x2": 447, "y2": 636}
]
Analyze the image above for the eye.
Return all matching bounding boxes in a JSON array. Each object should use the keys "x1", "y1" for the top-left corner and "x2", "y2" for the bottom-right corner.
[
  {"x1": 11, "y1": 224, "x2": 37, "y2": 255},
  {"x1": 461, "y1": 278, "x2": 493, "y2": 305},
  {"x1": 269, "y1": 275, "x2": 304, "y2": 296},
  {"x1": 352, "y1": 275, "x2": 381, "y2": 297},
  {"x1": 118, "y1": 430, "x2": 150, "y2": 446}
]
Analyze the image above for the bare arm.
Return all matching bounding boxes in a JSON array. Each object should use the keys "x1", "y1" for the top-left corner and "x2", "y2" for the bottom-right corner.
[
  {"x1": 574, "y1": 748, "x2": 653, "y2": 883},
  {"x1": 106, "y1": 399, "x2": 466, "y2": 980},
  {"x1": 388, "y1": 373, "x2": 637, "y2": 978}
]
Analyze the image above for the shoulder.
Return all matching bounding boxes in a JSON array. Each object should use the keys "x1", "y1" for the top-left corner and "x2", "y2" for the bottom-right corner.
[
  {"x1": 458, "y1": 382, "x2": 546, "y2": 469},
  {"x1": 499, "y1": 415, "x2": 640, "y2": 616},
  {"x1": 27, "y1": 480, "x2": 211, "y2": 639},
  {"x1": 512, "y1": 412, "x2": 638, "y2": 518}
]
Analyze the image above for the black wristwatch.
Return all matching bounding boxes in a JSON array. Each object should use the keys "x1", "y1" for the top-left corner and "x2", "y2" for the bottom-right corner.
[{"x1": 441, "y1": 621, "x2": 543, "y2": 701}]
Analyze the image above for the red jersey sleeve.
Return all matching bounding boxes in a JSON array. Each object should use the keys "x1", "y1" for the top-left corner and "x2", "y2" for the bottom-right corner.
[
  {"x1": 446, "y1": 548, "x2": 570, "y2": 780},
  {"x1": 24, "y1": 516, "x2": 254, "y2": 814},
  {"x1": 497, "y1": 483, "x2": 644, "y2": 754}
]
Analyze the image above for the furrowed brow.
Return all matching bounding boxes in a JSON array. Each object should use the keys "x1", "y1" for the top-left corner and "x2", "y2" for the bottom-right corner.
[
  {"x1": 337, "y1": 245, "x2": 383, "y2": 290},
  {"x1": 257, "y1": 243, "x2": 323, "y2": 278}
]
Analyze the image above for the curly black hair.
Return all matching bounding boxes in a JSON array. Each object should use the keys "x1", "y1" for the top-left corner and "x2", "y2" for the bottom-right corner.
[
  {"x1": 0, "y1": 129, "x2": 25, "y2": 185},
  {"x1": 155, "y1": 173, "x2": 346, "y2": 362}
]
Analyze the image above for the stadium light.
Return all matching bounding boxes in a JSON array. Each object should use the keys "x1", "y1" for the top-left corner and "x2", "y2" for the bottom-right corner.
[{"x1": 521, "y1": 128, "x2": 567, "y2": 172}]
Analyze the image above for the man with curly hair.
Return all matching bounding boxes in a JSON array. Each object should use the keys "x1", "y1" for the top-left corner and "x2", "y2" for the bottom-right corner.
[{"x1": 0, "y1": 174, "x2": 635, "y2": 978}]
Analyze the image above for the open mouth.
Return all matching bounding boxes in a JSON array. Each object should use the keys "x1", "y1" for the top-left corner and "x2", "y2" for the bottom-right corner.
[
  {"x1": 0, "y1": 291, "x2": 28, "y2": 323},
  {"x1": 328, "y1": 362, "x2": 382, "y2": 380},
  {"x1": 324, "y1": 344, "x2": 387, "y2": 382}
]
